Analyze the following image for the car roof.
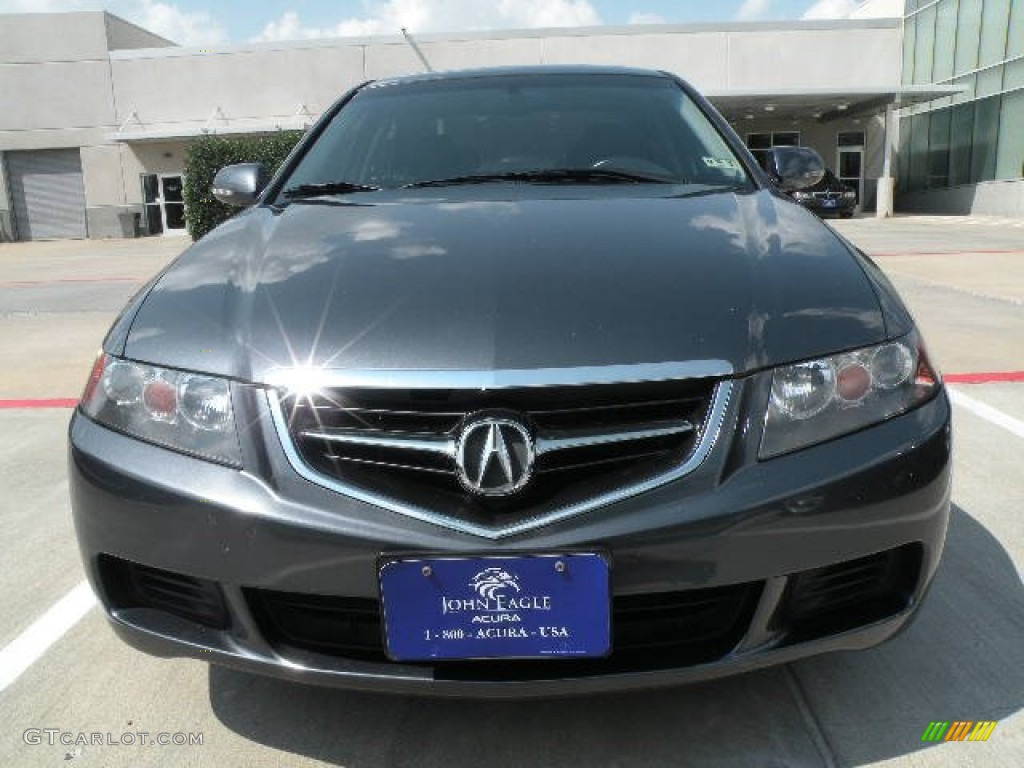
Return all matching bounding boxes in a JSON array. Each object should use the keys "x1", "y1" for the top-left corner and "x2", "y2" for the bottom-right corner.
[{"x1": 368, "y1": 65, "x2": 678, "y2": 90}]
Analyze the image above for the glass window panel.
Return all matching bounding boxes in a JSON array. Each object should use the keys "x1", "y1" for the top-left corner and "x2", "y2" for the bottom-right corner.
[
  {"x1": 949, "y1": 102, "x2": 974, "y2": 185},
  {"x1": 995, "y1": 90, "x2": 1024, "y2": 179},
  {"x1": 978, "y1": 0, "x2": 1010, "y2": 69},
  {"x1": 1004, "y1": 58, "x2": 1024, "y2": 91},
  {"x1": 909, "y1": 112, "x2": 930, "y2": 191},
  {"x1": 955, "y1": 0, "x2": 982, "y2": 75},
  {"x1": 898, "y1": 115, "x2": 913, "y2": 193},
  {"x1": 903, "y1": 13, "x2": 917, "y2": 85},
  {"x1": 161, "y1": 175, "x2": 184, "y2": 203},
  {"x1": 141, "y1": 174, "x2": 158, "y2": 204},
  {"x1": 164, "y1": 203, "x2": 186, "y2": 230},
  {"x1": 772, "y1": 132, "x2": 800, "y2": 147},
  {"x1": 839, "y1": 150, "x2": 863, "y2": 179},
  {"x1": 976, "y1": 65, "x2": 1004, "y2": 97},
  {"x1": 914, "y1": 6, "x2": 937, "y2": 84},
  {"x1": 971, "y1": 95, "x2": 1001, "y2": 182},
  {"x1": 952, "y1": 73, "x2": 976, "y2": 103},
  {"x1": 927, "y1": 107, "x2": 951, "y2": 188},
  {"x1": 933, "y1": 0, "x2": 958, "y2": 82},
  {"x1": 746, "y1": 133, "x2": 771, "y2": 149},
  {"x1": 1009, "y1": 0, "x2": 1024, "y2": 59},
  {"x1": 837, "y1": 131, "x2": 865, "y2": 147},
  {"x1": 144, "y1": 204, "x2": 163, "y2": 235}
]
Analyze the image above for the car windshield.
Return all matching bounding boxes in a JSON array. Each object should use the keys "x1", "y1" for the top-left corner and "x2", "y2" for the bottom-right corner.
[{"x1": 276, "y1": 73, "x2": 752, "y2": 197}]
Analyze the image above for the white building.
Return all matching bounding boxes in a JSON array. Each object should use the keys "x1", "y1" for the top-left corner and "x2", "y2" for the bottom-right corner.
[{"x1": 0, "y1": 7, "x2": 978, "y2": 240}]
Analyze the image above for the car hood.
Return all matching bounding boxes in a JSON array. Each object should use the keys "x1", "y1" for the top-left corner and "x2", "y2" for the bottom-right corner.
[{"x1": 121, "y1": 188, "x2": 886, "y2": 383}]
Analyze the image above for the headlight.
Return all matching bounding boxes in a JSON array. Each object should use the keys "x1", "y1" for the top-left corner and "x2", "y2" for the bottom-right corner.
[
  {"x1": 760, "y1": 333, "x2": 940, "y2": 459},
  {"x1": 843, "y1": 190, "x2": 856, "y2": 199},
  {"x1": 80, "y1": 353, "x2": 241, "y2": 466}
]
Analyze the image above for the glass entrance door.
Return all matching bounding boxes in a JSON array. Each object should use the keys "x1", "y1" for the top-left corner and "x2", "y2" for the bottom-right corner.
[
  {"x1": 837, "y1": 149, "x2": 863, "y2": 204},
  {"x1": 158, "y1": 175, "x2": 186, "y2": 234},
  {"x1": 141, "y1": 173, "x2": 186, "y2": 235}
]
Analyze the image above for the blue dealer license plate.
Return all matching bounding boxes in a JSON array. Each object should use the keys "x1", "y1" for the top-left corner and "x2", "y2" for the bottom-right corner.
[{"x1": 379, "y1": 553, "x2": 610, "y2": 661}]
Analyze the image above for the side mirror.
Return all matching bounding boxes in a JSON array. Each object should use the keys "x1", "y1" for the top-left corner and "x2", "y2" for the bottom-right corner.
[
  {"x1": 766, "y1": 147, "x2": 825, "y2": 191},
  {"x1": 211, "y1": 163, "x2": 268, "y2": 207}
]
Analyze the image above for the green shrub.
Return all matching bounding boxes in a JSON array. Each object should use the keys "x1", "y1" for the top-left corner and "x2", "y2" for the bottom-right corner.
[{"x1": 183, "y1": 131, "x2": 303, "y2": 241}]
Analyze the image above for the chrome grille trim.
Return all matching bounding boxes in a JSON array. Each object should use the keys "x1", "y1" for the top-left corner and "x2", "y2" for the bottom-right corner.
[
  {"x1": 299, "y1": 420, "x2": 693, "y2": 461},
  {"x1": 299, "y1": 429, "x2": 456, "y2": 456},
  {"x1": 534, "y1": 421, "x2": 693, "y2": 455},
  {"x1": 268, "y1": 368, "x2": 735, "y2": 540}
]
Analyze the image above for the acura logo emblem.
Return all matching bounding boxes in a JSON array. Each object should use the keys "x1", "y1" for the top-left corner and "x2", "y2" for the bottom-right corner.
[{"x1": 456, "y1": 417, "x2": 534, "y2": 496}]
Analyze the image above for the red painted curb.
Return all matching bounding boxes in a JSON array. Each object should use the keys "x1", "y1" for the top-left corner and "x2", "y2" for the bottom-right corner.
[
  {"x1": 943, "y1": 372, "x2": 1024, "y2": 384},
  {"x1": 0, "y1": 398, "x2": 79, "y2": 409}
]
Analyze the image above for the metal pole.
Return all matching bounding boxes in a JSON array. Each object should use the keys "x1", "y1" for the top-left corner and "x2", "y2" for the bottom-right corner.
[
  {"x1": 877, "y1": 103, "x2": 897, "y2": 218},
  {"x1": 401, "y1": 27, "x2": 433, "y2": 72}
]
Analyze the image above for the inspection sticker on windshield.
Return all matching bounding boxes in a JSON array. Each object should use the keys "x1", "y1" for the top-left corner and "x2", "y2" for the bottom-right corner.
[
  {"x1": 703, "y1": 156, "x2": 741, "y2": 169},
  {"x1": 379, "y1": 553, "x2": 610, "y2": 661}
]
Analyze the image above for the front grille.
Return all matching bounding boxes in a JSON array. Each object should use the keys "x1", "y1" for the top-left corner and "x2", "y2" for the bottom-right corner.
[
  {"x1": 273, "y1": 375, "x2": 721, "y2": 527},
  {"x1": 98, "y1": 555, "x2": 230, "y2": 630},
  {"x1": 245, "y1": 582, "x2": 761, "y2": 678},
  {"x1": 782, "y1": 544, "x2": 922, "y2": 640}
]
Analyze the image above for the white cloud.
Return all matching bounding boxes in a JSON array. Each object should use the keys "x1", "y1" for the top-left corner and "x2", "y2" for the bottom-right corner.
[
  {"x1": 252, "y1": 10, "x2": 317, "y2": 42},
  {"x1": 132, "y1": 0, "x2": 226, "y2": 45},
  {"x1": 0, "y1": 0, "x2": 226, "y2": 45},
  {"x1": 628, "y1": 12, "x2": 666, "y2": 25},
  {"x1": 802, "y1": 0, "x2": 860, "y2": 19},
  {"x1": 252, "y1": 0, "x2": 601, "y2": 43},
  {"x1": 735, "y1": 0, "x2": 771, "y2": 21},
  {"x1": 0, "y1": 0, "x2": 75, "y2": 10}
]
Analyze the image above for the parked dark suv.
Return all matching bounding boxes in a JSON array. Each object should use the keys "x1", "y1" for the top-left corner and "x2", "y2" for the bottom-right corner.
[
  {"x1": 70, "y1": 67, "x2": 950, "y2": 698},
  {"x1": 788, "y1": 168, "x2": 858, "y2": 218}
]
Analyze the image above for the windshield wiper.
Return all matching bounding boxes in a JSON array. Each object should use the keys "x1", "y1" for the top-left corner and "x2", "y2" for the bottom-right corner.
[
  {"x1": 282, "y1": 181, "x2": 379, "y2": 198},
  {"x1": 403, "y1": 168, "x2": 680, "y2": 189}
]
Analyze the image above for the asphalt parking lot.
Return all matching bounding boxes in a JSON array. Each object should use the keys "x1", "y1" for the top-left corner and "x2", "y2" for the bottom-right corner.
[{"x1": 1, "y1": 216, "x2": 1022, "y2": 767}]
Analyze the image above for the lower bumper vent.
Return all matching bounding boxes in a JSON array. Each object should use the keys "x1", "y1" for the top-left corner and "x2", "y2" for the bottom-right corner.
[
  {"x1": 98, "y1": 555, "x2": 229, "y2": 630},
  {"x1": 245, "y1": 581, "x2": 762, "y2": 679},
  {"x1": 782, "y1": 544, "x2": 922, "y2": 641}
]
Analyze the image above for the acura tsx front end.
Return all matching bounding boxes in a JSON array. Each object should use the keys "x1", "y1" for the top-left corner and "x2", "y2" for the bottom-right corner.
[{"x1": 69, "y1": 67, "x2": 951, "y2": 697}]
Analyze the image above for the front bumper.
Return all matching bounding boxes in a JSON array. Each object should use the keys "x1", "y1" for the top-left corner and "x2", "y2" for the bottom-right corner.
[
  {"x1": 69, "y1": 379, "x2": 952, "y2": 698},
  {"x1": 796, "y1": 197, "x2": 857, "y2": 216}
]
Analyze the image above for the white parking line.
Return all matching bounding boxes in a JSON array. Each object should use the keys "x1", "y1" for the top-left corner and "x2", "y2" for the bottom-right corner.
[
  {"x1": 948, "y1": 389, "x2": 1024, "y2": 439},
  {"x1": 0, "y1": 580, "x2": 96, "y2": 693}
]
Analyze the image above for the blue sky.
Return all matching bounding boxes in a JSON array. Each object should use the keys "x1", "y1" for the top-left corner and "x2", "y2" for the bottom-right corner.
[{"x1": 0, "y1": 1, "x2": 867, "y2": 45}]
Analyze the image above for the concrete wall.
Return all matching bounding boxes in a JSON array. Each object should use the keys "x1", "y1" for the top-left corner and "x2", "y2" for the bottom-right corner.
[
  {"x1": 0, "y1": 13, "x2": 114, "y2": 153},
  {"x1": 0, "y1": 12, "x2": 140, "y2": 237},
  {"x1": 111, "y1": 45, "x2": 365, "y2": 134},
  {"x1": 108, "y1": 20, "x2": 902, "y2": 134},
  {"x1": 0, "y1": 12, "x2": 110, "y2": 64},
  {"x1": 1, "y1": 14, "x2": 908, "y2": 239},
  {"x1": 898, "y1": 179, "x2": 1024, "y2": 217}
]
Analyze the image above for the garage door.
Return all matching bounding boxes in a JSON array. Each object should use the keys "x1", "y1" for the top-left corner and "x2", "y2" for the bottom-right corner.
[{"x1": 6, "y1": 149, "x2": 87, "y2": 240}]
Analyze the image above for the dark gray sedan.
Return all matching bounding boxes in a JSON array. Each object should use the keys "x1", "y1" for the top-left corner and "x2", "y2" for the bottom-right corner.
[{"x1": 69, "y1": 67, "x2": 950, "y2": 697}]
